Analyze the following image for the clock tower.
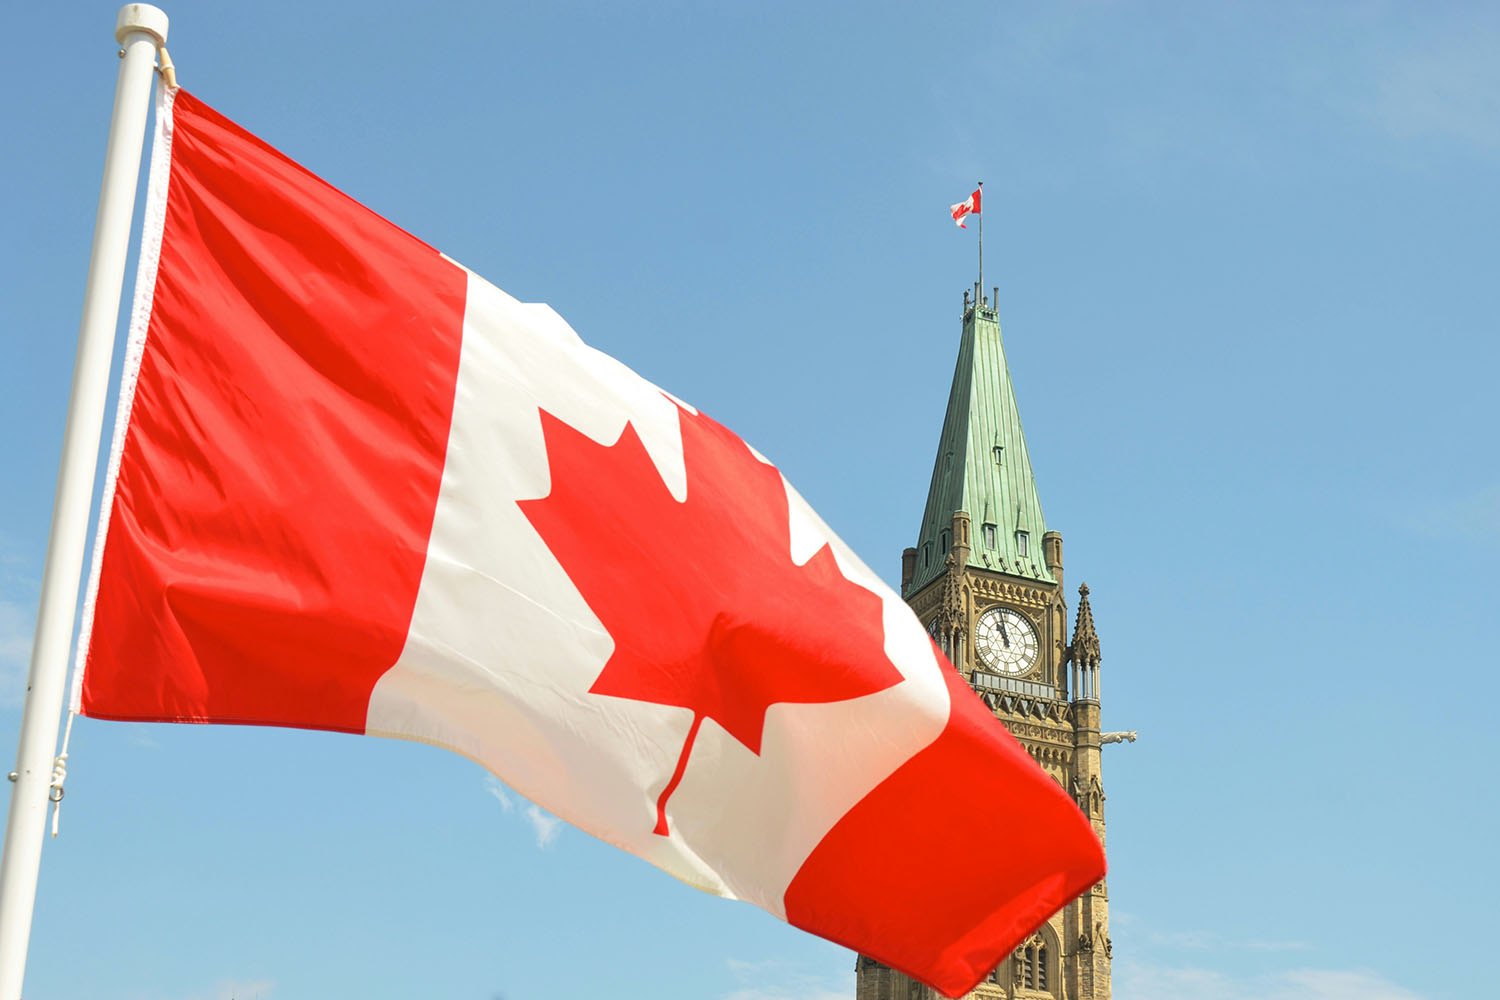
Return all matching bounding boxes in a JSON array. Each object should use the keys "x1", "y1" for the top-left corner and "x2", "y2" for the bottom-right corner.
[{"x1": 855, "y1": 287, "x2": 1117, "y2": 999}]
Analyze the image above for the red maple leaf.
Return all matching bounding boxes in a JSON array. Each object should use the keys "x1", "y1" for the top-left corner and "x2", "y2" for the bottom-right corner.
[{"x1": 520, "y1": 403, "x2": 903, "y2": 837}]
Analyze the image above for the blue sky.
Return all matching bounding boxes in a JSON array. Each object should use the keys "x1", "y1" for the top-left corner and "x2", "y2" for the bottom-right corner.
[{"x1": 2, "y1": 2, "x2": 1496, "y2": 998}]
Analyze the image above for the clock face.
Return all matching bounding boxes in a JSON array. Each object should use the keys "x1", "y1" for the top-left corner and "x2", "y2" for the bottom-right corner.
[{"x1": 975, "y1": 607, "x2": 1039, "y2": 675}]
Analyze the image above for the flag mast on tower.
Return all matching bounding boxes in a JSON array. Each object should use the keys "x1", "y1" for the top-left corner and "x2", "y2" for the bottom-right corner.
[
  {"x1": 978, "y1": 180, "x2": 984, "y2": 304},
  {"x1": 949, "y1": 182, "x2": 984, "y2": 303}
]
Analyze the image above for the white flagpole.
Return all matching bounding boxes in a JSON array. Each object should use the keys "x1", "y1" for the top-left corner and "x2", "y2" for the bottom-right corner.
[{"x1": 0, "y1": 6, "x2": 168, "y2": 998}]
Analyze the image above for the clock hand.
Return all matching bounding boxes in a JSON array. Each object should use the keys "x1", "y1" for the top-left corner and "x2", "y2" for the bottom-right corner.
[{"x1": 998, "y1": 620, "x2": 1010, "y2": 647}]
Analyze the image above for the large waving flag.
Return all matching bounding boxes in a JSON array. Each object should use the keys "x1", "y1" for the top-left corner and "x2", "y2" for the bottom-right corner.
[{"x1": 72, "y1": 87, "x2": 1104, "y2": 998}]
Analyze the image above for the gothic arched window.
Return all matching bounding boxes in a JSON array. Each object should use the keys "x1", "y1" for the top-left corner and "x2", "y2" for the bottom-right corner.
[{"x1": 1011, "y1": 930, "x2": 1058, "y2": 995}]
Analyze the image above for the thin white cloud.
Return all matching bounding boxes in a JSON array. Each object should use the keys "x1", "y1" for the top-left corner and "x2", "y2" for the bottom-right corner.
[
  {"x1": 207, "y1": 980, "x2": 274, "y2": 1000},
  {"x1": 1111, "y1": 914, "x2": 1418, "y2": 1000},
  {"x1": 1283, "y1": 970, "x2": 1428, "y2": 1000},
  {"x1": 721, "y1": 989, "x2": 847, "y2": 1000},
  {"x1": 971, "y1": 5, "x2": 1500, "y2": 172},
  {"x1": 1368, "y1": 24, "x2": 1500, "y2": 152},
  {"x1": 484, "y1": 775, "x2": 515, "y2": 812},
  {"x1": 524, "y1": 804, "x2": 562, "y2": 848},
  {"x1": 483, "y1": 776, "x2": 562, "y2": 848},
  {"x1": 723, "y1": 957, "x2": 849, "y2": 1000},
  {"x1": 149, "y1": 978, "x2": 274, "y2": 1000},
  {"x1": 1114, "y1": 959, "x2": 1426, "y2": 1000},
  {"x1": 1276, "y1": 10, "x2": 1500, "y2": 158},
  {"x1": 1411, "y1": 483, "x2": 1500, "y2": 545},
  {"x1": 1243, "y1": 940, "x2": 1315, "y2": 954},
  {"x1": 1138, "y1": 928, "x2": 1309, "y2": 953},
  {"x1": 1111, "y1": 911, "x2": 1309, "y2": 955}
]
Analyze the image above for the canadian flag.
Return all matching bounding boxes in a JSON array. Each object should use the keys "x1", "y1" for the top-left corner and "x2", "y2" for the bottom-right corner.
[
  {"x1": 950, "y1": 186, "x2": 982, "y2": 228},
  {"x1": 73, "y1": 89, "x2": 1103, "y2": 997}
]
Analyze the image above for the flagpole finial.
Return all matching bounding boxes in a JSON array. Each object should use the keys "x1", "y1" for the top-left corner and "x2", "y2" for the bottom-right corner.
[{"x1": 115, "y1": 4, "x2": 169, "y2": 47}]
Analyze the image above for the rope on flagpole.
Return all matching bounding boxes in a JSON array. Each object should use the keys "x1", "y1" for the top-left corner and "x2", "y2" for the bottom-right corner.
[{"x1": 48, "y1": 714, "x2": 76, "y2": 839}]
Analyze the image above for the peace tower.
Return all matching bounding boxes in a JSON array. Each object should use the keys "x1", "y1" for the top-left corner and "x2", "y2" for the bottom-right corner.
[{"x1": 855, "y1": 286, "x2": 1124, "y2": 1000}]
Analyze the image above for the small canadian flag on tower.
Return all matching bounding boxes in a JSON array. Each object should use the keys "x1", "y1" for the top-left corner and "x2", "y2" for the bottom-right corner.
[{"x1": 950, "y1": 184, "x2": 982, "y2": 227}]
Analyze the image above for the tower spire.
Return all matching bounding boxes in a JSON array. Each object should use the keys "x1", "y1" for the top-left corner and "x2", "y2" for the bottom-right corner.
[
  {"x1": 906, "y1": 296, "x2": 1051, "y2": 597},
  {"x1": 1068, "y1": 582, "x2": 1102, "y2": 701},
  {"x1": 1069, "y1": 584, "x2": 1100, "y2": 665}
]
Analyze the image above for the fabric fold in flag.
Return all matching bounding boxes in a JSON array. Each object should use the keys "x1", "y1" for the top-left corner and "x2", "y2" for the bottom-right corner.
[
  {"x1": 72, "y1": 86, "x2": 1104, "y2": 999},
  {"x1": 950, "y1": 186, "x2": 982, "y2": 228}
]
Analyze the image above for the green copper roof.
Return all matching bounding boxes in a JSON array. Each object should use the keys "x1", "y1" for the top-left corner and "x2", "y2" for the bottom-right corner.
[{"x1": 908, "y1": 303, "x2": 1053, "y2": 595}]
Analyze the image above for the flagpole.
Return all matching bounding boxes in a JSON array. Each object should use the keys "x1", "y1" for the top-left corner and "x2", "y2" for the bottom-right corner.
[
  {"x1": 0, "y1": 7, "x2": 168, "y2": 998},
  {"x1": 977, "y1": 181, "x2": 983, "y2": 307}
]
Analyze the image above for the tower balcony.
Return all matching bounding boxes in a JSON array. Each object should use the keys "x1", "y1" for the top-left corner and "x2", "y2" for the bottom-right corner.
[{"x1": 969, "y1": 669, "x2": 1056, "y2": 701}]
